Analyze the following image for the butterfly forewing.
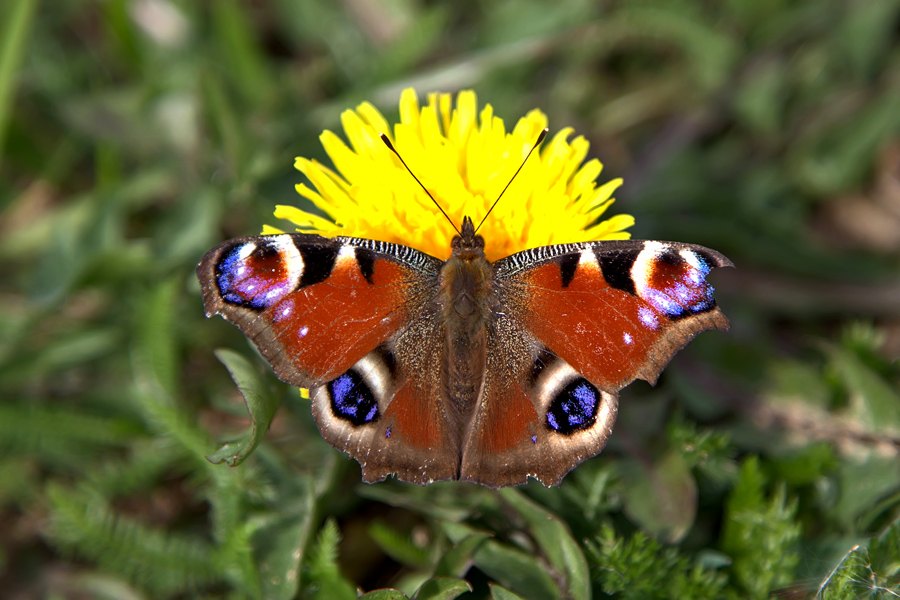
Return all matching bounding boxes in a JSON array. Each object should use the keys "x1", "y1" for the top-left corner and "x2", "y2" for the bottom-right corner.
[
  {"x1": 495, "y1": 239, "x2": 731, "y2": 392},
  {"x1": 197, "y1": 234, "x2": 440, "y2": 388}
]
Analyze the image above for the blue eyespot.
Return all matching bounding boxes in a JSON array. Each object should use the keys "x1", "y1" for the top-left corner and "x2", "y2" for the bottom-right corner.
[
  {"x1": 328, "y1": 371, "x2": 380, "y2": 426},
  {"x1": 546, "y1": 379, "x2": 600, "y2": 435}
]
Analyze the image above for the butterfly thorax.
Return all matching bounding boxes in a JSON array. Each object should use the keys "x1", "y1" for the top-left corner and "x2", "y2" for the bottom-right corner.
[{"x1": 439, "y1": 217, "x2": 497, "y2": 423}]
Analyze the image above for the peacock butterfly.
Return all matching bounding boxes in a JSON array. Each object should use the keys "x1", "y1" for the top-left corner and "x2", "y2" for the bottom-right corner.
[{"x1": 197, "y1": 132, "x2": 731, "y2": 488}]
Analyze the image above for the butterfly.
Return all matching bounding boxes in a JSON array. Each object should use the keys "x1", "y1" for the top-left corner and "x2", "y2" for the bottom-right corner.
[{"x1": 197, "y1": 134, "x2": 731, "y2": 489}]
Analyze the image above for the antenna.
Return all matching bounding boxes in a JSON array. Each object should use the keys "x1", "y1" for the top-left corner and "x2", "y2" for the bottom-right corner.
[
  {"x1": 474, "y1": 128, "x2": 548, "y2": 234},
  {"x1": 380, "y1": 134, "x2": 460, "y2": 236}
]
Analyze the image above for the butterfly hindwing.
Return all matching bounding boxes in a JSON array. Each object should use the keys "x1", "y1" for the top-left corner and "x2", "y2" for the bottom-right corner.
[
  {"x1": 460, "y1": 325, "x2": 620, "y2": 487},
  {"x1": 310, "y1": 317, "x2": 460, "y2": 485}
]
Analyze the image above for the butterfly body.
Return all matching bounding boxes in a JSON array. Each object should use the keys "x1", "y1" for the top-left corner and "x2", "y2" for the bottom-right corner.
[
  {"x1": 438, "y1": 217, "x2": 495, "y2": 428},
  {"x1": 198, "y1": 223, "x2": 731, "y2": 488}
]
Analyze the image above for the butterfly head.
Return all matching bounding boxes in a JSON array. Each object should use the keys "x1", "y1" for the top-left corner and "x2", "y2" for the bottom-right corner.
[{"x1": 451, "y1": 216, "x2": 486, "y2": 260}]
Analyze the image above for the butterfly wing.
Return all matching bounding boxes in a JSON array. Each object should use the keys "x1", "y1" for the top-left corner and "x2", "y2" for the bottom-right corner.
[
  {"x1": 308, "y1": 314, "x2": 461, "y2": 484},
  {"x1": 198, "y1": 234, "x2": 440, "y2": 387},
  {"x1": 198, "y1": 234, "x2": 459, "y2": 483},
  {"x1": 460, "y1": 240, "x2": 731, "y2": 487}
]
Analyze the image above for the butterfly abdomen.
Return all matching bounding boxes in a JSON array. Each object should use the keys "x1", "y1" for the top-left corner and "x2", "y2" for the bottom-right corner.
[{"x1": 438, "y1": 233, "x2": 497, "y2": 427}]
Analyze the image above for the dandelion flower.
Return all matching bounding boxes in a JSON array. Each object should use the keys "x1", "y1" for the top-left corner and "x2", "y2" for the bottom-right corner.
[{"x1": 269, "y1": 89, "x2": 633, "y2": 261}]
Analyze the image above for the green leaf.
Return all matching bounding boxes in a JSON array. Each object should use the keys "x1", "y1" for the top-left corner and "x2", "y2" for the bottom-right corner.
[
  {"x1": 357, "y1": 483, "x2": 477, "y2": 522},
  {"x1": 489, "y1": 584, "x2": 528, "y2": 600},
  {"x1": 413, "y1": 576, "x2": 472, "y2": 600},
  {"x1": 368, "y1": 520, "x2": 431, "y2": 570},
  {"x1": 830, "y1": 345, "x2": 900, "y2": 435},
  {"x1": 817, "y1": 544, "x2": 874, "y2": 600},
  {"x1": 733, "y1": 58, "x2": 787, "y2": 136},
  {"x1": 765, "y1": 358, "x2": 832, "y2": 409},
  {"x1": 835, "y1": 0, "x2": 900, "y2": 79},
  {"x1": 869, "y1": 517, "x2": 900, "y2": 590},
  {"x1": 473, "y1": 540, "x2": 558, "y2": 600},
  {"x1": 202, "y1": 70, "x2": 248, "y2": 180},
  {"x1": 85, "y1": 440, "x2": 183, "y2": 497},
  {"x1": 0, "y1": 0, "x2": 37, "y2": 167},
  {"x1": 253, "y1": 473, "x2": 317, "y2": 600},
  {"x1": 46, "y1": 484, "x2": 222, "y2": 597},
  {"x1": 499, "y1": 488, "x2": 590, "y2": 600},
  {"x1": 211, "y1": 0, "x2": 274, "y2": 107},
  {"x1": 131, "y1": 279, "x2": 212, "y2": 465},
  {"x1": 586, "y1": 524, "x2": 728, "y2": 600},
  {"x1": 433, "y1": 532, "x2": 492, "y2": 577},
  {"x1": 133, "y1": 278, "x2": 180, "y2": 399},
  {"x1": 0, "y1": 404, "x2": 139, "y2": 464},
  {"x1": 0, "y1": 327, "x2": 121, "y2": 388},
  {"x1": 834, "y1": 455, "x2": 900, "y2": 531},
  {"x1": 616, "y1": 6, "x2": 739, "y2": 90},
  {"x1": 793, "y1": 87, "x2": 900, "y2": 195},
  {"x1": 360, "y1": 590, "x2": 409, "y2": 600},
  {"x1": 206, "y1": 349, "x2": 281, "y2": 467}
]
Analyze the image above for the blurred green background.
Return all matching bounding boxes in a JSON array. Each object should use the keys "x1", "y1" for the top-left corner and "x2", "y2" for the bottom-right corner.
[{"x1": 2, "y1": 0, "x2": 899, "y2": 598}]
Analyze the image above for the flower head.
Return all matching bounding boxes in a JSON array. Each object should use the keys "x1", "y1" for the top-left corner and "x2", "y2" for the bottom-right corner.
[{"x1": 270, "y1": 89, "x2": 633, "y2": 261}]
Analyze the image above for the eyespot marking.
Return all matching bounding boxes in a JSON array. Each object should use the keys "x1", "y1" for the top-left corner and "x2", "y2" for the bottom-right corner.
[
  {"x1": 328, "y1": 370, "x2": 380, "y2": 426},
  {"x1": 545, "y1": 378, "x2": 600, "y2": 435},
  {"x1": 632, "y1": 243, "x2": 717, "y2": 319},
  {"x1": 216, "y1": 237, "x2": 302, "y2": 310}
]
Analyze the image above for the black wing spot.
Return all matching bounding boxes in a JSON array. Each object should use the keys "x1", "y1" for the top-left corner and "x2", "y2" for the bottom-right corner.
[
  {"x1": 558, "y1": 253, "x2": 580, "y2": 288},
  {"x1": 659, "y1": 249, "x2": 684, "y2": 266},
  {"x1": 598, "y1": 249, "x2": 639, "y2": 295},
  {"x1": 355, "y1": 247, "x2": 377, "y2": 284},
  {"x1": 299, "y1": 244, "x2": 339, "y2": 288}
]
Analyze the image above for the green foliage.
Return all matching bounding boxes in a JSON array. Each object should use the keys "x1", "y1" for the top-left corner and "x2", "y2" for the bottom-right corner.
[
  {"x1": 617, "y1": 450, "x2": 698, "y2": 544},
  {"x1": 587, "y1": 524, "x2": 728, "y2": 600},
  {"x1": 498, "y1": 488, "x2": 590, "y2": 600},
  {"x1": 206, "y1": 348, "x2": 282, "y2": 467},
  {"x1": 412, "y1": 577, "x2": 474, "y2": 600},
  {"x1": 721, "y1": 457, "x2": 802, "y2": 598},
  {"x1": 305, "y1": 519, "x2": 357, "y2": 600},
  {"x1": 47, "y1": 484, "x2": 222, "y2": 597},
  {"x1": 3, "y1": 0, "x2": 900, "y2": 598},
  {"x1": 0, "y1": 0, "x2": 36, "y2": 162},
  {"x1": 368, "y1": 520, "x2": 432, "y2": 570},
  {"x1": 817, "y1": 518, "x2": 900, "y2": 599}
]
